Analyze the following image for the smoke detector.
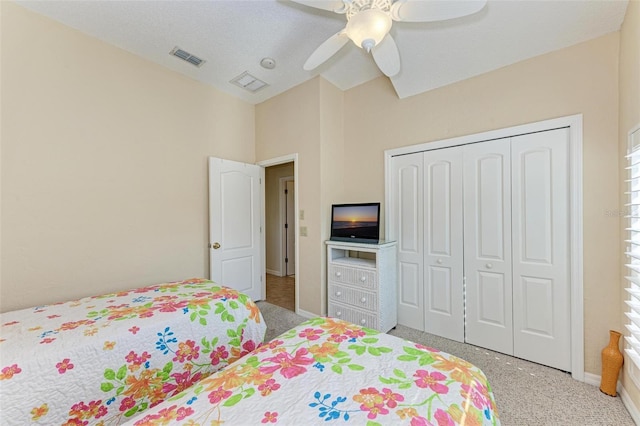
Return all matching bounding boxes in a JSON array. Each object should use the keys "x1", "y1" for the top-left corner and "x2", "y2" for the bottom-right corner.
[{"x1": 260, "y1": 57, "x2": 276, "y2": 70}]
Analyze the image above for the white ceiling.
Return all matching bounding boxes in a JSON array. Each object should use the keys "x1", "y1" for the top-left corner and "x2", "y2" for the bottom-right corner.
[{"x1": 17, "y1": 0, "x2": 629, "y2": 105}]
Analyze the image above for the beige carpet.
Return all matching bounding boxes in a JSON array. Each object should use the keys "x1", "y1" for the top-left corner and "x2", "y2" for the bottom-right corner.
[{"x1": 256, "y1": 301, "x2": 635, "y2": 426}]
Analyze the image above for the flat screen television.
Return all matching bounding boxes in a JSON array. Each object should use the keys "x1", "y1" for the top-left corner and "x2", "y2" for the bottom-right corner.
[{"x1": 330, "y1": 202, "x2": 380, "y2": 244}]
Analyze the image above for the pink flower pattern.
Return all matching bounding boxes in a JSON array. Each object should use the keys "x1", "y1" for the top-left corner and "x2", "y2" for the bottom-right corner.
[
  {"x1": 262, "y1": 411, "x2": 278, "y2": 423},
  {"x1": 0, "y1": 279, "x2": 266, "y2": 424},
  {"x1": 260, "y1": 348, "x2": 314, "y2": 379},
  {"x1": 413, "y1": 369, "x2": 449, "y2": 394},
  {"x1": 56, "y1": 358, "x2": 74, "y2": 374}
]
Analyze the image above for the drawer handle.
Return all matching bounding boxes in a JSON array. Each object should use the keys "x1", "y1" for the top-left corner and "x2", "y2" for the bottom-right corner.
[
  {"x1": 360, "y1": 276, "x2": 366, "y2": 282},
  {"x1": 336, "y1": 271, "x2": 342, "y2": 277},
  {"x1": 360, "y1": 297, "x2": 367, "y2": 303},
  {"x1": 360, "y1": 319, "x2": 366, "y2": 325},
  {"x1": 335, "y1": 291, "x2": 342, "y2": 297},
  {"x1": 336, "y1": 311, "x2": 342, "y2": 317}
]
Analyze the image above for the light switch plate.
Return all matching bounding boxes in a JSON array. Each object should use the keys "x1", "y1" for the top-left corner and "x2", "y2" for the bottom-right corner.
[
  {"x1": 300, "y1": 226, "x2": 308, "y2": 237},
  {"x1": 299, "y1": 210, "x2": 305, "y2": 220}
]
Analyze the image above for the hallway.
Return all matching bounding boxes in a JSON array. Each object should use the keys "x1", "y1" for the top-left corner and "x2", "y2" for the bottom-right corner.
[{"x1": 265, "y1": 273, "x2": 295, "y2": 311}]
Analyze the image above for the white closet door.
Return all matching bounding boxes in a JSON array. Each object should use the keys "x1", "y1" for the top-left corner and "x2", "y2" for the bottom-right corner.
[
  {"x1": 464, "y1": 139, "x2": 514, "y2": 354},
  {"x1": 390, "y1": 153, "x2": 424, "y2": 330},
  {"x1": 511, "y1": 128, "x2": 570, "y2": 371},
  {"x1": 423, "y1": 148, "x2": 464, "y2": 342}
]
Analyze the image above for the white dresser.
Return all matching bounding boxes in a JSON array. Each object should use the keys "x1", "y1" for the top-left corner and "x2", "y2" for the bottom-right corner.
[{"x1": 326, "y1": 240, "x2": 397, "y2": 333}]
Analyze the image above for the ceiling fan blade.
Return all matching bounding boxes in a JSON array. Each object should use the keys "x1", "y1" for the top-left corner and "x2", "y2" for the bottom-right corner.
[
  {"x1": 390, "y1": 0, "x2": 487, "y2": 22},
  {"x1": 371, "y1": 35, "x2": 401, "y2": 77},
  {"x1": 303, "y1": 31, "x2": 350, "y2": 71},
  {"x1": 290, "y1": 0, "x2": 348, "y2": 13}
]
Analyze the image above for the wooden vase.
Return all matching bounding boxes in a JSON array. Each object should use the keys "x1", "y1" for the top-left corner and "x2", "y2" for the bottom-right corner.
[{"x1": 600, "y1": 330, "x2": 624, "y2": 396}]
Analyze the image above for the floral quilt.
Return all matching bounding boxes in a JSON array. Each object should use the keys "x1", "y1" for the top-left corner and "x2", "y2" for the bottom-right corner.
[
  {"x1": 0, "y1": 278, "x2": 266, "y2": 425},
  {"x1": 125, "y1": 317, "x2": 500, "y2": 426}
]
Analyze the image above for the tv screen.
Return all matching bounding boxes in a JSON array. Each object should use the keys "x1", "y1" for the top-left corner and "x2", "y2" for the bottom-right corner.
[{"x1": 330, "y1": 203, "x2": 380, "y2": 243}]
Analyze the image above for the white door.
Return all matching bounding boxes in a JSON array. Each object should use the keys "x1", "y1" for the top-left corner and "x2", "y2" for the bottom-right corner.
[
  {"x1": 285, "y1": 180, "x2": 295, "y2": 276},
  {"x1": 209, "y1": 157, "x2": 264, "y2": 301},
  {"x1": 390, "y1": 153, "x2": 424, "y2": 330},
  {"x1": 511, "y1": 128, "x2": 570, "y2": 371},
  {"x1": 423, "y1": 148, "x2": 465, "y2": 342},
  {"x1": 464, "y1": 139, "x2": 514, "y2": 355}
]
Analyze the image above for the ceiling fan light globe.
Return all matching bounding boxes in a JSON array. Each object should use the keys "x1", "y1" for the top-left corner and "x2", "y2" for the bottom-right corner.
[{"x1": 345, "y1": 8, "x2": 391, "y2": 51}]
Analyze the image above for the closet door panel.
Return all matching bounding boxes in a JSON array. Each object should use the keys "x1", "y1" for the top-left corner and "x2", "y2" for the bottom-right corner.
[
  {"x1": 390, "y1": 154, "x2": 424, "y2": 330},
  {"x1": 464, "y1": 139, "x2": 514, "y2": 354},
  {"x1": 423, "y1": 148, "x2": 464, "y2": 342},
  {"x1": 475, "y1": 271, "x2": 508, "y2": 326},
  {"x1": 511, "y1": 128, "x2": 570, "y2": 371}
]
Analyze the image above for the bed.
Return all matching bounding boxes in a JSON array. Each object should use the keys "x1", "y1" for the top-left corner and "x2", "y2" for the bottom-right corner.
[
  {"x1": 125, "y1": 317, "x2": 500, "y2": 425},
  {"x1": 0, "y1": 278, "x2": 266, "y2": 425}
]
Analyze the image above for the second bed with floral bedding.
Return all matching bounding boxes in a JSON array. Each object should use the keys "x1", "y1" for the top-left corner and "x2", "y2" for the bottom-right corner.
[{"x1": 126, "y1": 316, "x2": 500, "y2": 425}]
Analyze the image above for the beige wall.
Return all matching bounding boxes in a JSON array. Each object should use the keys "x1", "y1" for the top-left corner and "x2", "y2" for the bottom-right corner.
[
  {"x1": 342, "y1": 34, "x2": 621, "y2": 377},
  {"x1": 256, "y1": 77, "x2": 344, "y2": 315},
  {"x1": 318, "y1": 79, "x2": 345, "y2": 313},
  {"x1": 256, "y1": 79, "x2": 322, "y2": 314},
  {"x1": 619, "y1": 0, "x2": 640, "y2": 408},
  {"x1": 0, "y1": 3, "x2": 255, "y2": 311},
  {"x1": 264, "y1": 162, "x2": 294, "y2": 274}
]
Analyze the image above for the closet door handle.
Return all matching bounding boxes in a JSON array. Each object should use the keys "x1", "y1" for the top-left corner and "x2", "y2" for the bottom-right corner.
[
  {"x1": 335, "y1": 291, "x2": 342, "y2": 297},
  {"x1": 360, "y1": 319, "x2": 366, "y2": 325},
  {"x1": 486, "y1": 263, "x2": 493, "y2": 269},
  {"x1": 360, "y1": 297, "x2": 367, "y2": 303},
  {"x1": 336, "y1": 311, "x2": 342, "y2": 317},
  {"x1": 335, "y1": 271, "x2": 342, "y2": 277},
  {"x1": 436, "y1": 259, "x2": 443, "y2": 264},
  {"x1": 360, "y1": 276, "x2": 367, "y2": 282}
]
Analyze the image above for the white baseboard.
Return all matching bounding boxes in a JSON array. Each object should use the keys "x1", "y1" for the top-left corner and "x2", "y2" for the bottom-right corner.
[
  {"x1": 583, "y1": 372, "x2": 600, "y2": 387},
  {"x1": 295, "y1": 308, "x2": 317, "y2": 319},
  {"x1": 266, "y1": 269, "x2": 282, "y2": 277},
  {"x1": 583, "y1": 372, "x2": 639, "y2": 424},
  {"x1": 620, "y1": 385, "x2": 640, "y2": 425}
]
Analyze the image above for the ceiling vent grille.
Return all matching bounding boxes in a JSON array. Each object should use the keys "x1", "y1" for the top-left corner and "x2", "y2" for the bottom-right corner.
[
  {"x1": 230, "y1": 71, "x2": 269, "y2": 93},
  {"x1": 170, "y1": 46, "x2": 206, "y2": 68}
]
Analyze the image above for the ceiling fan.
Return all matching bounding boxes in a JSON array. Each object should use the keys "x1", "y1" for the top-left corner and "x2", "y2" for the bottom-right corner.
[{"x1": 292, "y1": 0, "x2": 487, "y2": 77}]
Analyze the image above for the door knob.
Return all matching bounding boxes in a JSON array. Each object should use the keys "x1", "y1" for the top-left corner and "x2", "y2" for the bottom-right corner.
[
  {"x1": 211, "y1": 242, "x2": 221, "y2": 249},
  {"x1": 486, "y1": 263, "x2": 493, "y2": 269},
  {"x1": 437, "y1": 259, "x2": 443, "y2": 264}
]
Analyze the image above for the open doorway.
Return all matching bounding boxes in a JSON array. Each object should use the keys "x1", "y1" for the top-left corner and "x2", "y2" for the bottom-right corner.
[{"x1": 263, "y1": 161, "x2": 296, "y2": 311}]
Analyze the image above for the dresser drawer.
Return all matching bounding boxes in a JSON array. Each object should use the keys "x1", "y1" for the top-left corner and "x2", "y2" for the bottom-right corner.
[
  {"x1": 328, "y1": 284, "x2": 377, "y2": 311},
  {"x1": 328, "y1": 302, "x2": 378, "y2": 330},
  {"x1": 328, "y1": 265, "x2": 377, "y2": 290}
]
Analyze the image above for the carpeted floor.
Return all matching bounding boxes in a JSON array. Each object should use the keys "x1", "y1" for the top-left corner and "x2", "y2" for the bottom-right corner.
[{"x1": 256, "y1": 301, "x2": 636, "y2": 426}]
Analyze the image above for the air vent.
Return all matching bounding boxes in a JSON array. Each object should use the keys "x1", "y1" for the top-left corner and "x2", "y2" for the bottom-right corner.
[
  {"x1": 170, "y1": 46, "x2": 206, "y2": 68},
  {"x1": 230, "y1": 71, "x2": 269, "y2": 93}
]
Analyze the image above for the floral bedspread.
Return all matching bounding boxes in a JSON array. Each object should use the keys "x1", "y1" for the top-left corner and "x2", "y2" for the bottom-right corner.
[
  {"x1": 0, "y1": 278, "x2": 266, "y2": 425},
  {"x1": 125, "y1": 317, "x2": 500, "y2": 426}
]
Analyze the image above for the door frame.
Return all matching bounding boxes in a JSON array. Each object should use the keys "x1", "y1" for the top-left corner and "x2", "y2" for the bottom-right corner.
[
  {"x1": 279, "y1": 176, "x2": 295, "y2": 276},
  {"x1": 258, "y1": 154, "x2": 300, "y2": 314},
  {"x1": 384, "y1": 114, "x2": 584, "y2": 381}
]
